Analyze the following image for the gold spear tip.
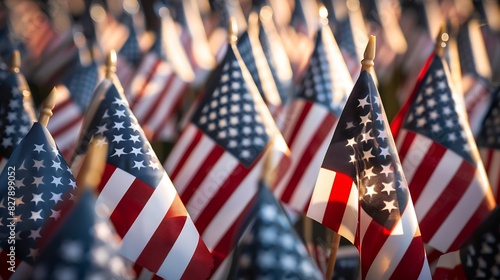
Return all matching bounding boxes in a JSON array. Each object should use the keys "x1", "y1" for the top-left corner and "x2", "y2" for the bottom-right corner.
[
  {"x1": 38, "y1": 87, "x2": 57, "y2": 127},
  {"x1": 361, "y1": 35, "x2": 376, "y2": 72},
  {"x1": 228, "y1": 17, "x2": 238, "y2": 44},
  {"x1": 105, "y1": 49, "x2": 117, "y2": 79},
  {"x1": 259, "y1": 6, "x2": 273, "y2": 23},
  {"x1": 434, "y1": 24, "x2": 448, "y2": 57},
  {"x1": 9, "y1": 50, "x2": 21, "y2": 73},
  {"x1": 319, "y1": 4, "x2": 329, "y2": 26},
  {"x1": 76, "y1": 137, "x2": 108, "y2": 196}
]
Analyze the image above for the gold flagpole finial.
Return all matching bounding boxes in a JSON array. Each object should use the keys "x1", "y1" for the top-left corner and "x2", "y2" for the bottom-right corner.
[
  {"x1": 9, "y1": 50, "x2": 21, "y2": 73},
  {"x1": 228, "y1": 17, "x2": 238, "y2": 44},
  {"x1": 319, "y1": 4, "x2": 329, "y2": 26},
  {"x1": 38, "y1": 87, "x2": 57, "y2": 127},
  {"x1": 361, "y1": 35, "x2": 376, "y2": 72},
  {"x1": 105, "y1": 50, "x2": 117, "y2": 79},
  {"x1": 434, "y1": 24, "x2": 448, "y2": 57}
]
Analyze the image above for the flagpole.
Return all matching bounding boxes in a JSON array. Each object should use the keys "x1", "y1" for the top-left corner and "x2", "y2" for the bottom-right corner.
[
  {"x1": 325, "y1": 34, "x2": 377, "y2": 280},
  {"x1": 76, "y1": 137, "x2": 108, "y2": 196},
  {"x1": 38, "y1": 87, "x2": 57, "y2": 127}
]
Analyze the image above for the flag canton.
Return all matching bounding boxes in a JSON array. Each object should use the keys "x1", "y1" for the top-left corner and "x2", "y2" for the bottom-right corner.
[
  {"x1": 31, "y1": 190, "x2": 133, "y2": 279},
  {"x1": 0, "y1": 74, "x2": 34, "y2": 159},
  {"x1": 62, "y1": 62, "x2": 99, "y2": 111},
  {"x1": 119, "y1": 23, "x2": 141, "y2": 68},
  {"x1": 296, "y1": 27, "x2": 347, "y2": 116},
  {"x1": 0, "y1": 123, "x2": 76, "y2": 264},
  {"x1": 237, "y1": 32, "x2": 267, "y2": 104},
  {"x1": 259, "y1": 25, "x2": 289, "y2": 105},
  {"x1": 404, "y1": 57, "x2": 475, "y2": 164},
  {"x1": 461, "y1": 221, "x2": 500, "y2": 278},
  {"x1": 335, "y1": 17, "x2": 357, "y2": 62},
  {"x1": 77, "y1": 82, "x2": 163, "y2": 188},
  {"x1": 232, "y1": 183, "x2": 323, "y2": 279},
  {"x1": 191, "y1": 47, "x2": 270, "y2": 167},
  {"x1": 477, "y1": 87, "x2": 500, "y2": 149},
  {"x1": 323, "y1": 71, "x2": 409, "y2": 230}
]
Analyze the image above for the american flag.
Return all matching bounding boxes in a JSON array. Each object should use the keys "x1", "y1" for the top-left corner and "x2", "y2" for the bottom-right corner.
[
  {"x1": 433, "y1": 250, "x2": 467, "y2": 279},
  {"x1": 457, "y1": 18, "x2": 494, "y2": 136},
  {"x1": 125, "y1": 11, "x2": 194, "y2": 141},
  {"x1": 0, "y1": 69, "x2": 36, "y2": 172},
  {"x1": 477, "y1": 86, "x2": 500, "y2": 203},
  {"x1": 237, "y1": 27, "x2": 284, "y2": 123},
  {"x1": 307, "y1": 69, "x2": 431, "y2": 279},
  {"x1": 46, "y1": 60, "x2": 99, "y2": 161},
  {"x1": 72, "y1": 79, "x2": 212, "y2": 279},
  {"x1": 164, "y1": 41, "x2": 290, "y2": 275},
  {"x1": 391, "y1": 54, "x2": 496, "y2": 255},
  {"x1": 274, "y1": 22, "x2": 352, "y2": 213},
  {"x1": 29, "y1": 189, "x2": 135, "y2": 280},
  {"x1": 116, "y1": 19, "x2": 142, "y2": 92},
  {"x1": 228, "y1": 182, "x2": 323, "y2": 279},
  {"x1": 460, "y1": 205, "x2": 500, "y2": 279},
  {"x1": 0, "y1": 122, "x2": 78, "y2": 279}
]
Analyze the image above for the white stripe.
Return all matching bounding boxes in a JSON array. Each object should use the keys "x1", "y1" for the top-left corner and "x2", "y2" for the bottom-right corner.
[
  {"x1": 157, "y1": 218, "x2": 200, "y2": 279},
  {"x1": 274, "y1": 102, "x2": 327, "y2": 198},
  {"x1": 307, "y1": 168, "x2": 335, "y2": 225},
  {"x1": 281, "y1": 101, "x2": 305, "y2": 141},
  {"x1": 435, "y1": 250, "x2": 461, "y2": 270},
  {"x1": 120, "y1": 173, "x2": 176, "y2": 261},
  {"x1": 429, "y1": 169, "x2": 492, "y2": 252},
  {"x1": 171, "y1": 135, "x2": 216, "y2": 195},
  {"x1": 52, "y1": 121, "x2": 82, "y2": 151},
  {"x1": 400, "y1": 132, "x2": 433, "y2": 183},
  {"x1": 186, "y1": 151, "x2": 238, "y2": 221},
  {"x1": 289, "y1": 122, "x2": 335, "y2": 210},
  {"x1": 395, "y1": 128, "x2": 407, "y2": 150},
  {"x1": 202, "y1": 160, "x2": 262, "y2": 249},
  {"x1": 415, "y1": 150, "x2": 463, "y2": 219},
  {"x1": 488, "y1": 150, "x2": 500, "y2": 197},
  {"x1": 338, "y1": 182, "x2": 358, "y2": 243},
  {"x1": 164, "y1": 124, "x2": 197, "y2": 173},
  {"x1": 146, "y1": 76, "x2": 186, "y2": 131},
  {"x1": 96, "y1": 168, "x2": 136, "y2": 218}
]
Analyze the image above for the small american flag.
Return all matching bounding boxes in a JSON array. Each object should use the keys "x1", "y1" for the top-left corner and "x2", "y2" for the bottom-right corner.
[
  {"x1": 391, "y1": 54, "x2": 496, "y2": 255},
  {"x1": 0, "y1": 122, "x2": 78, "y2": 279},
  {"x1": 228, "y1": 182, "x2": 323, "y2": 279},
  {"x1": 308, "y1": 69, "x2": 431, "y2": 279},
  {"x1": 125, "y1": 13, "x2": 194, "y2": 141},
  {"x1": 30, "y1": 188, "x2": 135, "y2": 279},
  {"x1": 0, "y1": 69, "x2": 36, "y2": 172},
  {"x1": 46, "y1": 60, "x2": 99, "y2": 161},
  {"x1": 164, "y1": 41, "x2": 290, "y2": 275},
  {"x1": 72, "y1": 79, "x2": 213, "y2": 279},
  {"x1": 275, "y1": 22, "x2": 352, "y2": 213},
  {"x1": 477, "y1": 86, "x2": 500, "y2": 203},
  {"x1": 116, "y1": 19, "x2": 142, "y2": 91}
]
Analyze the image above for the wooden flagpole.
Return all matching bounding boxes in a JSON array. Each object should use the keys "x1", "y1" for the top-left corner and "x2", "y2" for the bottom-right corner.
[{"x1": 38, "y1": 87, "x2": 57, "y2": 127}]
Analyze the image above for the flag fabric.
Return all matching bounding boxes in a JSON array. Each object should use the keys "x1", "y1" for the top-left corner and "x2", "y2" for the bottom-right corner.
[
  {"x1": 0, "y1": 122, "x2": 78, "y2": 279},
  {"x1": 46, "y1": 60, "x2": 99, "y2": 161},
  {"x1": 125, "y1": 12, "x2": 194, "y2": 141},
  {"x1": 164, "y1": 41, "x2": 290, "y2": 274},
  {"x1": 457, "y1": 18, "x2": 494, "y2": 135},
  {"x1": 477, "y1": 86, "x2": 500, "y2": 203},
  {"x1": 433, "y1": 250, "x2": 467, "y2": 279},
  {"x1": 391, "y1": 53, "x2": 496, "y2": 255},
  {"x1": 274, "y1": 22, "x2": 352, "y2": 213},
  {"x1": 237, "y1": 21, "x2": 284, "y2": 124},
  {"x1": 72, "y1": 78, "x2": 213, "y2": 279},
  {"x1": 459, "y1": 205, "x2": 500, "y2": 279},
  {"x1": 308, "y1": 69, "x2": 431, "y2": 279},
  {"x1": 228, "y1": 182, "x2": 323, "y2": 280},
  {"x1": 29, "y1": 189, "x2": 135, "y2": 280},
  {"x1": 0, "y1": 68, "x2": 37, "y2": 172},
  {"x1": 116, "y1": 20, "x2": 142, "y2": 91}
]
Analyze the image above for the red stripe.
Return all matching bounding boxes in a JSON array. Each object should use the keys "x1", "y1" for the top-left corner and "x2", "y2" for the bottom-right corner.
[
  {"x1": 407, "y1": 141, "x2": 447, "y2": 201},
  {"x1": 97, "y1": 164, "x2": 116, "y2": 193},
  {"x1": 139, "y1": 74, "x2": 177, "y2": 126},
  {"x1": 169, "y1": 130, "x2": 203, "y2": 180},
  {"x1": 129, "y1": 58, "x2": 162, "y2": 108},
  {"x1": 135, "y1": 194, "x2": 187, "y2": 273},
  {"x1": 152, "y1": 83, "x2": 189, "y2": 139},
  {"x1": 396, "y1": 130, "x2": 415, "y2": 160},
  {"x1": 209, "y1": 195, "x2": 257, "y2": 274},
  {"x1": 179, "y1": 145, "x2": 225, "y2": 203},
  {"x1": 389, "y1": 235, "x2": 426, "y2": 280},
  {"x1": 447, "y1": 197, "x2": 495, "y2": 252},
  {"x1": 194, "y1": 163, "x2": 251, "y2": 233},
  {"x1": 426, "y1": 249, "x2": 443, "y2": 264},
  {"x1": 180, "y1": 238, "x2": 214, "y2": 280},
  {"x1": 360, "y1": 220, "x2": 388, "y2": 280},
  {"x1": 418, "y1": 161, "x2": 476, "y2": 244},
  {"x1": 323, "y1": 172, "x2": 354, "y2": 232},
  {"x1": 110, "y1": 177, "x2": 154, "y2": 237},
  {"x1": 286, "y1": 102, "x2": 312, "y2": 147},
  {"x1": 280, "y1": 112, "x2": 335, "y2": 204},
  {"x1": 51, "y1": 115, "x2": 82, "y2": 139}
]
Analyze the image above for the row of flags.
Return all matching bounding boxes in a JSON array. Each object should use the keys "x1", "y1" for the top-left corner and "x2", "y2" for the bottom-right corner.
[{"x1": 1, "y1": 0, "x2": 500, "y2": 279}]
